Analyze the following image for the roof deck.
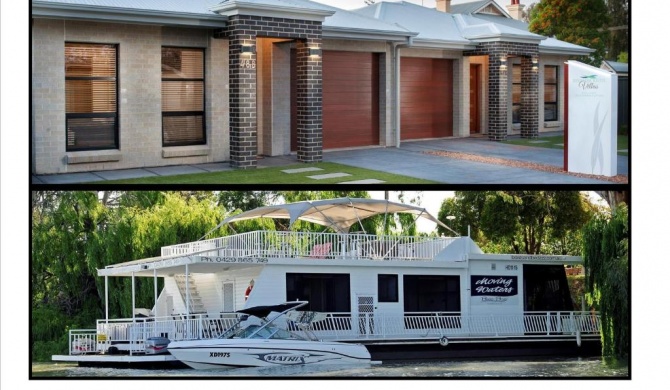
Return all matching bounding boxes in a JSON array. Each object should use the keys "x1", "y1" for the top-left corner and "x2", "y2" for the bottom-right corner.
[{"x1": 160, "y1": 230, "x2": 459, "y2": 261}]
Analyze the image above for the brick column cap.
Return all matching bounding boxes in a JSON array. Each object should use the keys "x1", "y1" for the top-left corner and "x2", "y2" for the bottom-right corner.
[{"x1": 210, "y1": 0, "x2": 335, "y2": 22}]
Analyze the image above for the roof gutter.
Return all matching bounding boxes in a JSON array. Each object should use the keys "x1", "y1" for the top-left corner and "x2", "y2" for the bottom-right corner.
[
  {"x1": 31, "y1": 1, "x2": 228, "y2": 28},
  {"x1": 393, "y1": 36, "x2": 414, "y2": 148}
]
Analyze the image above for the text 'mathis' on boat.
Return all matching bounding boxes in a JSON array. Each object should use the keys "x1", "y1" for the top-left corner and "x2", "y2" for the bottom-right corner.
[{"x1": 53, "y1": 197, "x2": 602, "y2": 367}]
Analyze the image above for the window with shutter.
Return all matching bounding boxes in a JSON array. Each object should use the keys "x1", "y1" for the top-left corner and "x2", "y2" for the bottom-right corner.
[
  {"x1": 65, "y1": 43, "x2": 118, "y2": 151},
  {"x1": 161, "y1": 47, "x2": 206, "y2": 146}
]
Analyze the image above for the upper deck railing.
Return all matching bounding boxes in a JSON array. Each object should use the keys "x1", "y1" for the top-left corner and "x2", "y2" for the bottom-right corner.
[{"x1": 160, "y1": 231, "x2": 460, "y2": 262}]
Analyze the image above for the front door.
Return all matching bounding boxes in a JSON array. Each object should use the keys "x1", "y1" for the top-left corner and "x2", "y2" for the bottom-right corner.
[
  {"x1": 357, "y1": 295, "x2": 375, "y2": 335},
  {"x1": 469, "y1": 64, "x2": 481, "y2": 134}
]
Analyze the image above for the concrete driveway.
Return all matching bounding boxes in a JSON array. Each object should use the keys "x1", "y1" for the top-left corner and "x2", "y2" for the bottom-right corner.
[
  {"x1": 32, "y1": 135, "x2": 628, "y2": 185},
  {"x1": 324, "y1": 136, "x2": 628, "y2": 185}
]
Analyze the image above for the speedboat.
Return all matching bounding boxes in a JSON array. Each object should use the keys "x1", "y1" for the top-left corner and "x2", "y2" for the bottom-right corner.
[{"x1": 167, "y1": 301, "x2": 371, "y2": 369}]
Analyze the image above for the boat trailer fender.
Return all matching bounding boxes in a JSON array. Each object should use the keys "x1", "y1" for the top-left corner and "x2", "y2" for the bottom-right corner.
[{"x1": 439, "y1": 336, "x2": 449, "y2": 347}]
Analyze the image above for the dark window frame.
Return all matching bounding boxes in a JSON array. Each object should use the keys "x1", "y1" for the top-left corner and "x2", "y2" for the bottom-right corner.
[
  {"x1": 161, "y1": 46, "x2": 206, "y2": 147},
  {"x1": 65, "y1": 42, "x2": 119, "y2": 152},
  {"x1": 544, "y1": 65, "x2": 559, "y2": 122},
  {"x1": 378, "y1": 274, "x2": 399, "y2": 303}
]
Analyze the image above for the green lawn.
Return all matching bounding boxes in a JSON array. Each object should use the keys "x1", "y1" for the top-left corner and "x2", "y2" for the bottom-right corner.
[
  {"x1": 504, "y1": 135, "x2": 629, "y2": 155},
  {"x1": 97, "y1": 162, "x2": 437, "y2": 184}
]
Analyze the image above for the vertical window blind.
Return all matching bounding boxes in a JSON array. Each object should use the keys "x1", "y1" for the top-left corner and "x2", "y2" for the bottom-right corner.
[
  {"x1": 65, "y1": 43, "x2": 118, "y2": 151},
  {"x1": 162, "y1": 47, "x2": 205, "y2": 146},
  {"x1": 544, "y1": 66, "x2": 559, "y2": 121},
  {"x1": 512, "y1": 64, "x2": 521, "y2": 124}
]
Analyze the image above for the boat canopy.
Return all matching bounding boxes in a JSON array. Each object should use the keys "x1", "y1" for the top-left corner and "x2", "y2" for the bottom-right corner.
[{"x1": 208, "y1": 197, "x2": 453, "y2": 235}]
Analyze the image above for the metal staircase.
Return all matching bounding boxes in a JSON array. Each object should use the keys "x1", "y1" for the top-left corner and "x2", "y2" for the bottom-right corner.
[{"x1": 174, "y1": 274, "x2": 206, "y2": 314}]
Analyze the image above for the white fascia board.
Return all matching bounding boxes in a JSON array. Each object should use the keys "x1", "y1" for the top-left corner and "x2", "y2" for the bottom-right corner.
[
  {"x1": 210, "y1": 1, "x2": 335, "y2": 22},
  {"x1": 323, "y1": 26, "x2": 416, "y2": 42},
  {"x1": 269, "y1": 257, "x2": 469, "y2": 269},
  {"x1": 32, "y1": 3, "x2": 228, "y2": 28},
  {"x1": 409, "y1": 39, "x2": 477, "y2": 51},
  {"x1": 539, "y1": 47, "x2": 595, "y2": 56},
  {"x1": 469, "y1": 253, "x2": 583, "y2": 265}
]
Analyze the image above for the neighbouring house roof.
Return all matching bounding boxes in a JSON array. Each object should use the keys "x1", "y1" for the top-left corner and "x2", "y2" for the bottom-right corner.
[
  {"x1": 601, "y1": 60, "x2": 629, "y2": 75},
  {"x1": 449, "y1": 0, "x2": 510, "y2": 17}
]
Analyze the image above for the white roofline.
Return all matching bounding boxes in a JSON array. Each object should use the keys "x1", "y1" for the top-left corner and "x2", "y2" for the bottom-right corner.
[
  {"x1": 323, "y1": 26, "x2": 416, "y2": 41},
  {"x1": 32, "y1": 1, "x2": 228, "y2": 28}
]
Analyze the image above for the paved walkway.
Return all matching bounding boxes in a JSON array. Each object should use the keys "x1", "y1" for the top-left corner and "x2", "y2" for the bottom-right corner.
[{"x1": 31, "y1": 134, "x2": 628, "y2": 185}]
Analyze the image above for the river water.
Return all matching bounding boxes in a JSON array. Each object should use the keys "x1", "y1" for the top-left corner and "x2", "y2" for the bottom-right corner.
[{"x1": 31, "y1": 357, "x2": 628, "y2": 378}]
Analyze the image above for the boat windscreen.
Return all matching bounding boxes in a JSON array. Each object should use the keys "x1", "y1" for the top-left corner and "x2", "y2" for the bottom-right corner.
[{"x1": 236, "y1": 301, "x2": 308, "y2": 318}]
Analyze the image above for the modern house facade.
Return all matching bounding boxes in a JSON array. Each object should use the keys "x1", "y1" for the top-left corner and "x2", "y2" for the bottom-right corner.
[{"x1": 31, "y1": 0, "x2": 593, "y2": 174}]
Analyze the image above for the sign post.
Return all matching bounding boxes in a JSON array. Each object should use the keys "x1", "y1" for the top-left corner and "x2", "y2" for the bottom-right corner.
[{"x1": 564, "y1": 60, "x2": 618, "y2": 176}]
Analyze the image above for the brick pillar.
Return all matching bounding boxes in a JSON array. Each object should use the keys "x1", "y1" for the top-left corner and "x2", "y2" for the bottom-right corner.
[
  {"x1": 520, "y1": 56, "x2": 539, "y2": 138},
  {"x1": 295, "y1": 38, "x2": 323, "y2": 162},
  {"x1": 488, "y1": 54, "x2": 508, "y2": 141},
  {"x1": 228, "y1": 17, "x2": 258, "y2": 169}
]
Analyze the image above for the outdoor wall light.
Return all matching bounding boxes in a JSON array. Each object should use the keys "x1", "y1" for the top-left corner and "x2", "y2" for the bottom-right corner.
[
  {"x1": 531, "y1": 57, "x2": 538, "y2": 71},
  {"x1": 499, "y1": 56, "x2": 507, "y2": 71},
  {"x1": 308, "y1": 47, "x2": 322, "y2": 57},
  {"x1": 241, "y1": 45, "x2": 255, "y2": 55}
]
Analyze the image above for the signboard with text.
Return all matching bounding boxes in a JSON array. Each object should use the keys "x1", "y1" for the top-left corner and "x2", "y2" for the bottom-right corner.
[
  {"x1": 470, "y1": 275, "x2": 518, "y2": 305},
  {"x1": 565, "y1": 60, "x2": 618, "y2": 176}
]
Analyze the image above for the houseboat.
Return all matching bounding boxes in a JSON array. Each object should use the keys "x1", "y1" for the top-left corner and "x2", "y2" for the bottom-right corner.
[{"x1": 53, "y1": 198, "x2": 601, "y2": 367}]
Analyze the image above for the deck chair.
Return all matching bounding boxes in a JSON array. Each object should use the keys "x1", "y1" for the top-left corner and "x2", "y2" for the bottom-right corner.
[{"x1": 308, "y1": 242, "x2": 332, "y2": 259}]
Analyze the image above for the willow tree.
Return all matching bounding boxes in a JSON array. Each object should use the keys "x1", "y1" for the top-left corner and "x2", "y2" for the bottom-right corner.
[
  {"x1": 31, "y1": 191, "x2": 238, "y2": 360},
  {"x1": 582, "y1": 204, "x2": 629, "y2": 358}
]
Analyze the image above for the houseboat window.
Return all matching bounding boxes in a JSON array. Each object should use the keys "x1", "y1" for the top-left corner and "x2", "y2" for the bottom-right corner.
[
  {"x1": 544, "y1": 65, "x2": 559, "y2": 121},
  {"x1": 65, "y1": 43, "x2": 118, "y2": 151},
  {"x1": 512, "y1": 64, "x2": 521, "y2": 124},
  {"x1": 378, "y1": 274, "x2": 398, "y2": 303},
  {"x1": 161, "y1": 47, "x2": 206, "y2": 146},
  {"x1": 523, "y1": 264, "x2": 574, "y2": 311},
  {"x1": 286, "y1": 273, "x2": 351, "y2": 313},
  {"x1": 403, "y1": 275, "x2": 460, "y2": 312}
]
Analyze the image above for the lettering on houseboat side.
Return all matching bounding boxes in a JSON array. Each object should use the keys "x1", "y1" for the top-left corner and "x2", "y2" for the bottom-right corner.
[
  {"x1": 210, "y1": 352, "x2": 230, "y2": 358},
  {"x1": 200, "y1": 257, "x2": 268, "y2": 264},
  {"x1": 471, "y1": 276, "x2": 518, "y2": 297},
  {"x1": 510, "y1": 255, "x2": 562, "y2": 261}
]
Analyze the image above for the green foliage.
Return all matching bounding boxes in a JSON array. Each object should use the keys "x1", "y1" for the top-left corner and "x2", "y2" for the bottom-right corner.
[
  {"x1": 529, "y1": 0, "x2": 609, "y2": 66},
  {"x1": 616, "y1": 51, "x2": 628, "y2": 63},
  {"x1": 31, "y1": 191, "x2": 232, "y2": 359},
  {"x1": 438, "y1": 191, "x2": 591, "y2": 255},
  {"x1": 582, "y1": 205, "x2": 629, "y2": 358}
]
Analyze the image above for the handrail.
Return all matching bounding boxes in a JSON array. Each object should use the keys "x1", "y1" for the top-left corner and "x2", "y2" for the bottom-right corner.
[
  {"x1": 160, "y1": 230, "x2": 458, "y2": 262},
  {"x1": 85, "y1": 310, "x2": 602, "y2": 355}
]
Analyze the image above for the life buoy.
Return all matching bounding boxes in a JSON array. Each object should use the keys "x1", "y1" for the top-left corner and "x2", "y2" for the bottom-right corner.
[{"x1": 439, "y1": 336, "x2": 449, "y2": 347}]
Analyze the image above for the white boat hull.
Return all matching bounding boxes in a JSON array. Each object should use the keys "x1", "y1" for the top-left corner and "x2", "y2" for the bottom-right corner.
[{"x1": 168, "y1": 339, "x2": 371, "y2": 369}]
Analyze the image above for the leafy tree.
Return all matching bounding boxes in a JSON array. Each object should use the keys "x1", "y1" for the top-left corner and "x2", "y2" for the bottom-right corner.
[
  {"x1": 438, "y1": 191, "x2": 592, "y2": 255},
  {"x1": 605, "y1": 0, "x2": 629, "y2": 61},
  {"x1": 529, "y1": 0, "x2": 609, "y2": 66},
  {"x1": 582, "y1": 204, "x2": 629, "y2": 358},
  {"x1": 31, "y1": 191, "x2": 233, "y2": 360}
]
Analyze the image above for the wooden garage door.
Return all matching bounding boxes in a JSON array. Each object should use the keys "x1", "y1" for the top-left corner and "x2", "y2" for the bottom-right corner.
[
  {"x1": 322, "y1": 51, "x2": 379, "y2": 149},
  {"x1": 401, "y1": 57, "x2": 453, "y2": 140}
]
